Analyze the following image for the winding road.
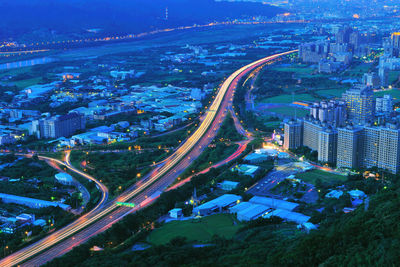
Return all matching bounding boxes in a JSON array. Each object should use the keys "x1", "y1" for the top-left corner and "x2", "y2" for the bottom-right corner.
[{"x1": 0, "y1": 50, "x2": 296, "y2": 267}]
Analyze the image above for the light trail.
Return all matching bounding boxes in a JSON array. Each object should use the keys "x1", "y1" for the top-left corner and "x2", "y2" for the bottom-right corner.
[
  {"x1": 0, "y1": 50, "x2": 297, "y2": 267},
  {"x1": 0, "y1": 49, "x2": 49, "y2": 55}
]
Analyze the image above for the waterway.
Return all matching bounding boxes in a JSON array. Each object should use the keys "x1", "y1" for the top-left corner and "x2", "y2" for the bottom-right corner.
[{"x1": 0, "y1": 57, "x2": 56, "y2": 70}]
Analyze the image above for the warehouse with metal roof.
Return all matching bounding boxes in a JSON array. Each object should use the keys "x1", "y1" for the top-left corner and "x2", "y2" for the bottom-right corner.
[
  {"x1": 0, "y1": 193, "x2": 71, "y2": 210},
  {"x1": 229, "y1": 202, "x2": 252, "y2": 214},
  {"x1": 249, "y1": 196, "x2": 299, "y2": 211},
  {"x1": 263, "y1": 209, "x2": 310, "y2": 224},
  {"x1": 236, "y1": 204, "x2": 272, "y2": 221},
  {"x1": 193, "y1": 194, "x2": 242, "y2": 216}
]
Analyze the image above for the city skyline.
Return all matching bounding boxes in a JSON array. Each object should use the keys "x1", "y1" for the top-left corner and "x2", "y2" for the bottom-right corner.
[{"x1": 0, "y1": 1, "x2": 399, "y2": 266}]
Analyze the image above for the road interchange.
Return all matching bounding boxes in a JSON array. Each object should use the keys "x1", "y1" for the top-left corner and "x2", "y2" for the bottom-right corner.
[{"x1": 0, "y1": 50, "x2": 297, "y2": 267}]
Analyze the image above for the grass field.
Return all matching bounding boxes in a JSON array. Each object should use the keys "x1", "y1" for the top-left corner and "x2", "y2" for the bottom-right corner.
[
  {"x1": 375, "y1": 88, "x2": 400, "y2": 100},
  {"x1": 259, "y1": 93, "x2": 317, "y2": 104},
  {"x1": 56, "y1": 24, "x2": 292, "y2": 60},
  {"x1": 296, "y1": 169, "x2": 347, "y2": 185},
  {"x1": 12, "y1": 77, "x2": 43, "y2": 89},
  {"x1": 316, "y1": 88, "x2": 347, "y2": 98},
  {"x1": 389, "y1": 71, "x2": 400, "y2": 84},
  {"x1": 270, "y1": 65, "x2": 314, "y2": 75},
  {"x1": 264, "y1": 120, "x2": 281, "y2": 128},
  {"x1": 148, "y1": 214, "x2": 241, "y2": 245},
  {"x1": 344, "y1": 62, "x2": 373, "y2": 77},
  {"x1": 265, "y1": 106, "x2": 309, "y2": 117}
]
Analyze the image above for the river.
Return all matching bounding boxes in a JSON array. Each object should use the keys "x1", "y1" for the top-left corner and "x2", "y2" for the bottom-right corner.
[{"x1": 0, "y1": 57, "x2": 56, "y2": 70}]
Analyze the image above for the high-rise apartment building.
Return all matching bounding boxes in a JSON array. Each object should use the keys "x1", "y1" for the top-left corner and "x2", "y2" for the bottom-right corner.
[
  {"x1": 362, "y1": 72, "x2": 380, "y2": 88},
  {"x1": 298, "y1": 41, "x2": 329, "y2": 63},
  {"x1": 391, "y1": 32, "x2": 400, "y2": 49},
  {"x1": 318, "y1": 127, "x2": 338, "y2": 164},
  {"x1": 375, "y1": 95, "x2": 393, "y2": 115},
  {"x1": 379, "y1": 67, "x2": 389, "y2": 87},
  {"x1": 283, "y1": 120, "x2": 303, "y2": 150},
  {"x1": 335, "y1": 26, "x2": 353, "y2": 44},
  {"x1": 342, "y1": 84, "x2": 375, "y2": 124},
  {"x1": 362, "y1": 126, "x2": 380, "y2": 168},
  {"x1": 378, "y1": 125, "x2": 400, "y2": 174},
  {"x1": 337, "y1": 126, "x2": 363, "y2": 170},
  {"x1": 309, "y1": 100, "x2": 346, "y2": 127},
  {"x1": 303, "y1": 119, "x2": 323, "y2": 151},
  {"x1": 32, "y1": 112, "x2": 85, "y2": 139}
]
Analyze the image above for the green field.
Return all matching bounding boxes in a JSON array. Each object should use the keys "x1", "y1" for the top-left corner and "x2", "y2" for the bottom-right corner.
[
  {"x1": 266, "y1": 106, "x2": 309, "y2": 117},
  {"x1": 344, "y1": 62, "x2": 373, "y2": 77},
  {"x1": 264, "y1": 120, "x2": 281, "y2": 128},
  {"x1": 316, "y1": 88, "x2": 347, "y2": 98},
  {"x1": 56, "y1": 24, "x2": 291, "y2": 60},
  {"x1": 12, "y1": 77, "x2": 43, "y2": 89},
  {"x1": 389, "y1": 71, "x2": 400, "y2": 84},
  {"x1": 375, "y1": 88, "x2": 400, "y2": 100},
  {"x1": 296, "y1": 169, "x2": 347, "y2": 185},
  {"x1": 259, "y1": 93, "x2": 317, "y2": 104},
  {"x1": 270, "y1": 65, "x2": 314, "y2": 75},
  {"x1": 148, "y1": 214, "x2": 241, "y2": 245}
]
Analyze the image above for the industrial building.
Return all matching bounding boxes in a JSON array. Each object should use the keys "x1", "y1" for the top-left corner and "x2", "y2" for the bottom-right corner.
[
  {"x1": 218, "y1": 181, "x2": 239, "y2": 191},
  {"x1": 193, "y1": 194, "x2": 242, "y2": 216},
  {"x1": 244, "y1": 153, "x2": 269, "y2": 164},
  {"x1": 236, "y1": 204, "x2": 272, "y2": 221},
  {"x1": 229, "y1": 196, "x2": 311, "y2": 225},
  {"x1": 233, "y1": 164, "x2": 261, "y2": 177},
  {"x1": 249, "y1": 196, "x2": 299, "y2": 211},
  {"x1": 263, "y1": 209, "x2": 310, "y2": 224},
  {"x1": 55, "y1": 172, "x2": 74, "y2": 186},
  {"x1": 0, "y1": 193, "x2": 71, "y2": 210}
]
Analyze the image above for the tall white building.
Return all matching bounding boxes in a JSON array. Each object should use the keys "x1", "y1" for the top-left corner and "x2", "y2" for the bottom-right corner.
[
  {"x1": 303, "y1": 119, "x2": 323, "y2": 151},
  {"x1": 375, "y1": 95, "x2": 393, "y2": 115},
  {"x1": 377, "y1": 125, "x2": 400, "y2": 174}
]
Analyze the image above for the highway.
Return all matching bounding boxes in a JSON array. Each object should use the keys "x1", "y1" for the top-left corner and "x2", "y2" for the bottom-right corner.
[{"x1": 0, "y1": 50, "x2": 296, "y2": 267}]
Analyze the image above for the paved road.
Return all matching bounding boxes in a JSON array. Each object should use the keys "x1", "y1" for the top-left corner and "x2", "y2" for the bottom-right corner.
[
  {"x1": 0, "y1": 153, "x2": 109, "y2": 266},
  {"x1": 0, "y1": 50, "x2": 297, "y2": 267}
]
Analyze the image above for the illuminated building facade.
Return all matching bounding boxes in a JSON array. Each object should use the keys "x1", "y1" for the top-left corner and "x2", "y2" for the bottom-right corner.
[
  {"x1": 342, "y1": 84, "x2": 374, "y2": 125},
  {"x1": 283, "y1": 120, "x2": 303, "y2": 150}
]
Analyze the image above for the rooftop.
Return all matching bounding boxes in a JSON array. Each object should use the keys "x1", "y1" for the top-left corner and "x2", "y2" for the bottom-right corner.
[{"x1": 249, "y1": 196, "x2": 299, "y2": 211}]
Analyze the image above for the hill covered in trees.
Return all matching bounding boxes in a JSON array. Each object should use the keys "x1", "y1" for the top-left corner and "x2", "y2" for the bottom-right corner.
[
  {"x1": 44, "y1": 171, "x2": 400, "y2": 266},
  {"x1": 0, "y1": 0, "x2": 282, "y2": 42}
]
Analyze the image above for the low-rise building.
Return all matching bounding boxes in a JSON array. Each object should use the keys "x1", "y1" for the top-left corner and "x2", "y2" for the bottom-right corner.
[
  {"x1": 168, "y1": 208, "x2": 183, "y2": 219},
  {"x1": 218, "y1": 181, "x2": 240, "y2": 191},
  {"x1": 249, "y1": 196, "x2": 299, "y2": 211},
  {"x1": 0, "y1": 193, "x2": 71, "y2": 210},
  {"x1": 243, "y1": 153, "x2": 269, "y2": 164},
  {"x1": 55, "y1": 172, "x2": 74, "y2": 186},
  {"x1": 193, "y1": 194, "x2": 242, "y2": 216},
  {"x1": 233, "y1": 164, "x2": 261, "y2": 177}
]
